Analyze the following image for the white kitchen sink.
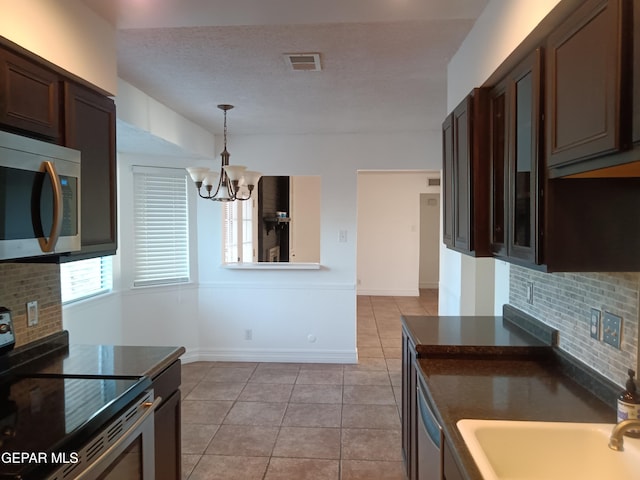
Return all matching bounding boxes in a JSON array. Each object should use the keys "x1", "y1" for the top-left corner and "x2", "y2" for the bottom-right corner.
[{"x1": 457, "y1": 419, "x2": 640, "y2": 480}]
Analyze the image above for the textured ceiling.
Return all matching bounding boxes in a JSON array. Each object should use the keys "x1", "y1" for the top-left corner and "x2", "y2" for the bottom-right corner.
[{"x1": 82, "y1": 0, "x2": 488, "y2": 147}]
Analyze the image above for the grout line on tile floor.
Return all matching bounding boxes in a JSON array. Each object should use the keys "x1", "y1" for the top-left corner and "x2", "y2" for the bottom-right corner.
[{"x1": 181, "y1": 290, "x2": 438, "y2": 480}]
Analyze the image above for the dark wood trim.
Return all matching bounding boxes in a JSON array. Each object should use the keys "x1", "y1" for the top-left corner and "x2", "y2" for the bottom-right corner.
[{"x1": 441, "y1": 114, "x2": 454, "y2": 248}]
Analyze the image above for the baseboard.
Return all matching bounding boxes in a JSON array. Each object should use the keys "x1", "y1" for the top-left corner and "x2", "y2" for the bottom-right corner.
[
  {"x1": 356, "y1": 288, "x2": 418, "y2": 296},
  {"x1": 181, "y1": 347, "x2": 358, "y2": 364},
  {"x1": 419, "y1": 281, "x2": 439, "y2": 289}
]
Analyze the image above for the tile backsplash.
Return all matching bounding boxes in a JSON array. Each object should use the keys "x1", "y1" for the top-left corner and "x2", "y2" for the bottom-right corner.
[
  {"x1": 510, "y1": 266, "x2": 639, "y2": 387},
  {"x1": 0, "y1": 263, "x2": 63, "y2": 347}
]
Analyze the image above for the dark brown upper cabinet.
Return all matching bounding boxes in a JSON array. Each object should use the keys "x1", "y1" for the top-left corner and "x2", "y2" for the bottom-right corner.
[
  {"x1": 544, "y1": 176, "x2": 640, "y2": 272},
  {"x1": 489, "y1": 82, "x2": 508, "y2": 258},
  {"x1": 0, "y1": 48, "x2": 60, "y2": 141},
  {"x1": 546, "y1": 0, "x2": 632, "y2": 176},
  {"x1": 62, "y1": 82, "x2": 117, "y2": 260},
  {"x1": 442, "y1": 89, "x2": 491, "y2": 257},
  {"x1": 0, "y1": 40, "x2": 118, "y2": 263},
  {"x1": 634, "y1": 0, "x2": 640, "y2": 145},
  {"x1": 491, "y1": 50, "x2": 543, "y2": 267},
  {"x1": 442, "y1": 114, "x2": 454, "y2": 248}
]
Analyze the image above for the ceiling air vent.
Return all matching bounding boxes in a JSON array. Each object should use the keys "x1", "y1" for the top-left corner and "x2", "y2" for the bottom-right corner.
[{"x1": 283, "y1": 53, "x2": 322, "y2": 71}]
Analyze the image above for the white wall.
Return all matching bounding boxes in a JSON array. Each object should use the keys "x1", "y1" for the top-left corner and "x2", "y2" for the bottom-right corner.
[
  {"x1": 447, "y1": 0, "x2": 563, "y2": 111},
  {"x1": 62, "y1": 293, "x2": 123, "y2": 345},
  {"x1": 66, "y1": 127, "x2": 440, "y2": 362},
  {"x1": 0, "y1": 0, "x2": 117, "y2": 94},
  {"x1": 116, "y1": 79, "x2": 215, "y2": 157},
  {"x1": 63, "y1": 82, "x2": 213, "y2": 350},
  {"x1": 356, "y1": 171, "x2": 440, "y2": 296},
  {"x1": 189, "y1": 132, "x2": 438, "y2": 363},
  {"x1": 440, "y1": 0, "x2": 563, "y2": 315}
]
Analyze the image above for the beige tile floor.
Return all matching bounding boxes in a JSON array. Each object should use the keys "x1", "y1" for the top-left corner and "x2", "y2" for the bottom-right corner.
[{"x1": 180, "y1": 289, "x2": 438, "y2": 480}]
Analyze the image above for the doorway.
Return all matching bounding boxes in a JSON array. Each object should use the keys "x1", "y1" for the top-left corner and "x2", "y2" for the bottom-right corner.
[
  {"x1": 419, "y1": 193, "x2": 440, "y2": 289},
  {"x1": 356, "y1": 171, "x2": 440, "y2": 296}
]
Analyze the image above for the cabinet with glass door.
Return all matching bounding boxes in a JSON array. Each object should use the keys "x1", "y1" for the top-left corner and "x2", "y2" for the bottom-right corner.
[{"x1": 490, "y1": 48, "x2": 543, "y2": 266}]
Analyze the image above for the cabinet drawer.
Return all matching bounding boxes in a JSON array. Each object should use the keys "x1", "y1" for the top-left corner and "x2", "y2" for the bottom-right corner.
[{"x1": 152, "y1": 359, "x2": 181, "y2": 405}]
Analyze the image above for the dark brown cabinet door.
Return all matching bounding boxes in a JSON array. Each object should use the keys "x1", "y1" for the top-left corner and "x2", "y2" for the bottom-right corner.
[
  {"x1": 63, "y1": 82, "x2": 117, "y2": 259},
  {"x1": 490, "y1": 49, "x2": 543, "y2": 266},
  {"x1": 452, "y1": 99, "x2": 471, "y2": 251},
  {"x1": 507, "y1": 49, "x2": 542, "y2": 264},
  {"x1": 401, "y1": 327, "x2": 418, "y2": 480},
  {"x1": 442, "y1": 115, "x2": 454, "y2": 248},
  {"x1": 490, "y1": 83, "x2": 508, "y2": 257},
  {"x1": 0, "y1": 48, "x2": 60, "y2": 141},
  {"x1": 154, "y1": 390, "x2": 181, "y2": 480},
  {"x1": 443, "y1": 440, "x2": 465, "y2": 480},
  {"x1": 634, "y1": 0, "x2": 640, "y2": 144},
  {"x1": 546, "y1": 0, "x2": 631, "y2": 169},
  {"x1": 441, "y1": 90, "x2": 490, "y2": 257}
]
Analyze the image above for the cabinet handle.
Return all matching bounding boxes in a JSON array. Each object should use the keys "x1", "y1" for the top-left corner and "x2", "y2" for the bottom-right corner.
[{"x1": 37, "y1": 161, "x2": 62, "y2": 253}]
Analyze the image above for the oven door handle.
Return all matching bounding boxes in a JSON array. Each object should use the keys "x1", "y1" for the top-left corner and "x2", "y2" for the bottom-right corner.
[
  {"x1": 75, "y1": 395, "x2": 162, "y2": 480},
  {"x1": 37, "y1": 161, "x2": 63, "y2": 253}
]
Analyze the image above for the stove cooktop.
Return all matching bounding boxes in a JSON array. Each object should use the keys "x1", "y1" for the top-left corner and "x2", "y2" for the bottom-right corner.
[{"x1": 0, "y1": 374, "x2": 150, "y2": 479}]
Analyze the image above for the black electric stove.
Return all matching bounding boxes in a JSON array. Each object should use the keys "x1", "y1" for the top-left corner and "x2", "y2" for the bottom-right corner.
[
  {"x1": 0, "y1": 373, "x2": 151, "y2": 479},
  {"x1": 0, "y1": 310, "x2": 152, "y2": 479}
]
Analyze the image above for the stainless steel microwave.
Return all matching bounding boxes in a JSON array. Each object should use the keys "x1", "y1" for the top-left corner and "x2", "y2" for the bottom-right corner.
[{"x1": 0, "y1": 130, "x2": 81, "y2": 260}]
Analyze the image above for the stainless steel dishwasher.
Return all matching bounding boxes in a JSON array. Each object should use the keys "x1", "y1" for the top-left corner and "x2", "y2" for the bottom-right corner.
[{"x1": 416, "y1": 374, "x2": 443, "y2": 480}]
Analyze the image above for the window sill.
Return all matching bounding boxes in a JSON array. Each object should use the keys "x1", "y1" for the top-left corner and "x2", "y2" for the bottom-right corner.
[{"x1": 222, "y1": 262, "x2": 321, "y2": 270}]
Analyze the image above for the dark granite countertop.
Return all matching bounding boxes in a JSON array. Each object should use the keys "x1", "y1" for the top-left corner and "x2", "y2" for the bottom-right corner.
[
  {"x1": 0, "y1": 331, "x2": 184, "y2": 479},
  {"x1": 4, "y1": 331, "x2": 185, "y2": 380},
  {"x1": 402, "y1": 310, "x2": 617, "y2": 480},
  {"x1": 419, "y1": 354, "x2": 615, "y2": 480},
  {"x1": 27, "y1": 343, "x2": 185, "y2": 379},
  {"x1": 403, "y1": 314, "x2": 551, "y2": 356}
]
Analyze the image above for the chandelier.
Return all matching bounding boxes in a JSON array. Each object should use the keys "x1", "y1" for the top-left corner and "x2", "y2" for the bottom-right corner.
[{"x1": 186, "y1": 104, "x2": 261, "y2": 201}]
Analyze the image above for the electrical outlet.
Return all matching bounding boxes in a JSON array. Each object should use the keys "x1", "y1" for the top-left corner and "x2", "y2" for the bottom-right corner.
[
  {"x1": 338, "y1": 230, "x2": 348, "y2": 243},
  {"x1": 602, "y1": 311, "x2": 622, "y2": 349},
  {"x1": 245, "y1": 329, "x2": 252, "y2": 341},
  {"x1": 26, "y1": 300, "x2": 38, "y2": 327},
  {"x1": 590, "y1": 308, "x2": 601, "y2": 340},
  {"x1": 526, "y1": 282, "x2": 534, "y2": 305}
]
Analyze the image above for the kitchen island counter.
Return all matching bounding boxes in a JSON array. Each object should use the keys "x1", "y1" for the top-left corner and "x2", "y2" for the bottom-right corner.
[
  {"x1": 27, "y1": 342, "x2": 185, "y2": 378},
  {"x1": 418, "y1": 353, "x2": 616, "y2": 480},
  {"x1": 403, "y1": 308, "x2": 618, "y2": 480},
  {"x1": 3, "y1": 331, "x2": 185, "y2": 480}
]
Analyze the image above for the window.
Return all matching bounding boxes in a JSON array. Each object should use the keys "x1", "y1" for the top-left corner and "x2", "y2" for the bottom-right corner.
[
  {"x1": 60, "y1": 256, "x2": 113, "y2": 303},
  {"x1": 133, "y1": 167, "x2": 189, "y2": 287},
  {"x1": 223, "y1": 198, "x2": 254, "y2": 263}
]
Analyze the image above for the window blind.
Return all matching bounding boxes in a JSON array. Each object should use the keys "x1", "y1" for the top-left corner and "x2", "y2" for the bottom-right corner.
[
  {"x1": 133, "y1": 167, "x2": 189, "y2": 287},
  {"x1": 60, "y1": 256, "x2": 113, "y2": 303},
  {"x1": 223, "y1": 201, "x2": 239, "y2": 263}
]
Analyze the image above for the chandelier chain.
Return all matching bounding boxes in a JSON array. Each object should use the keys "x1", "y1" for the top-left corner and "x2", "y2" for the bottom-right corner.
[{"x1": 223, "y1": 108, "x2": 228, "y2": 150}]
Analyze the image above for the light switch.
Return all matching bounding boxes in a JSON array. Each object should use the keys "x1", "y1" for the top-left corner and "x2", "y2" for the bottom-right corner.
[
  {"x1": 27, "y1": 300, "x2": 38, "y2": 327},
  {"x1": 602, "y1": 311, "x2": 622, "y2": 349}
]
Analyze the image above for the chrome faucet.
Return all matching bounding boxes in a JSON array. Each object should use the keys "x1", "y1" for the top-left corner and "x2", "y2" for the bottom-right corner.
[{"x1": 608, "y1": 419, "x2": 640, "y2": 451}]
